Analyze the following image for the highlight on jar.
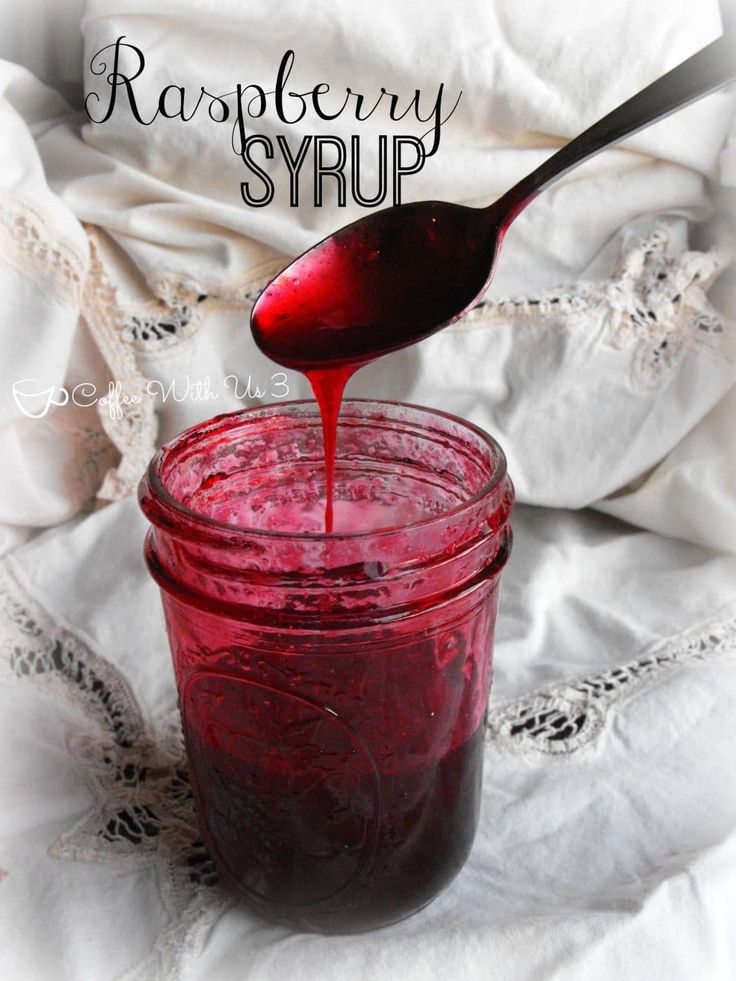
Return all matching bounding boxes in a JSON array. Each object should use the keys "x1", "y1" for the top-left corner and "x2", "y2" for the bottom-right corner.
[{"x1": 138, "y1": 399, "x2": 514, "y2": 933}]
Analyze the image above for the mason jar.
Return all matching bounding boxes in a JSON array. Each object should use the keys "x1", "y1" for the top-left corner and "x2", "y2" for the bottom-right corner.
[{"x1": 139, "y1": 399, "x2": 514, "y2": 932}]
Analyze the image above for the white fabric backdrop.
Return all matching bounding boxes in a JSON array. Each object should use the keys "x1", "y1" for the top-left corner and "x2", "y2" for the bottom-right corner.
[{"x1": 0, "y1": 2, "x2": 735, "y2": 979}]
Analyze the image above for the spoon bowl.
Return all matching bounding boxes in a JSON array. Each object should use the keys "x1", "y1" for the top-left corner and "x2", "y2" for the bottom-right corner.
[{"x1": 251, "y1": 201, "x2": 503, "y2": 370}]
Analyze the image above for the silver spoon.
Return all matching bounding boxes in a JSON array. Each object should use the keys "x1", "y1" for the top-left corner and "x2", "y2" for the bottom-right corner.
[{"x1": 251, "y1": 30, "x2": 735, "y2": 371}]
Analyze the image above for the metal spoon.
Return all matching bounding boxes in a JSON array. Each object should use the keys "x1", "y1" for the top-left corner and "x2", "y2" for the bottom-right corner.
[{"x1": 251, "y1": 31, "x2": 735, "y2": 371}]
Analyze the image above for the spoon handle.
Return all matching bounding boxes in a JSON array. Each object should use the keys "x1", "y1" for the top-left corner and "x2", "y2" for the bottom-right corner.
[{"x1": 494, "y1": 30, "x2": 736, "y2": 224}]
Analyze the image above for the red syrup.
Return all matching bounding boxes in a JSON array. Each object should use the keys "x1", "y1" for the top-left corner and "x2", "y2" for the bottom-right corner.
[
  {"x1": 304, "y1": 365, "x2": 356, "y2": 533},
  {"x1": 181, "y1": 640, "x2": 488, "y2": 933}
]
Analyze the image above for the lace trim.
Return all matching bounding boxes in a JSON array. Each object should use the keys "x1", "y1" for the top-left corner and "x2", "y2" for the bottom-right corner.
[
  {"x1": 62, "y1": 423, "x2": 119, "y2": 512},
  {"x1": 486, "y1": 611, "x2": 736, "y2": 755},
  {"x1": 132, "y1": 228, "x2": 733, "y2": 393},
  {"x1": 110, "y1": 256, "x2": 287, "y2": 354},
  {"x1": 0, "y1": 195, "x2": 88, "y2": 308},
  {"x1": 0, "y1": 561, "x2": 230, "y2": 981},
  {"x1": 86, "y1": 250, "x2": 284, "y2": 365},
  {"x1": 148, "y1": 255, "x2": 286, "y2": 315},
  {"x1": 457, "y1": 227, "x2": 733, "y2": 388},
  {"x1": 2, "y1": 559, "x2": 735, "y2": 977},
  {"x1": 81, "y1": 229, "x2": 158, "y2": 502},
  {"x1": 120, "y1": 294, "x2": 207, "y2": 348}
]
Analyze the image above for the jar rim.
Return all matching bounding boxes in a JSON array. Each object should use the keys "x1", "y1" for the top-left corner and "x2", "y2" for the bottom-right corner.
[{"x1": 139, "y1": 399, "x2": 508, "y2": 544}]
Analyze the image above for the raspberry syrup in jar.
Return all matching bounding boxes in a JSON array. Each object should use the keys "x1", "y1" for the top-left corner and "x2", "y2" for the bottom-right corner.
[{"x1": 139, "y1": 400, "x2": 513, "y2": 932}]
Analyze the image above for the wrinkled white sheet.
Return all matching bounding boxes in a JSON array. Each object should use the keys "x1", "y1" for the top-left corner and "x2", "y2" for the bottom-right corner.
[{"x1": 0, "y1": 1, "x2": 735, "y2": 978}]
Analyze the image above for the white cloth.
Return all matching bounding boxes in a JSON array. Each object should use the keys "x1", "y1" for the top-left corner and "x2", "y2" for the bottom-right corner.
[{"x1": 0, "y1": 1, "x2": 736, "y2": 979}]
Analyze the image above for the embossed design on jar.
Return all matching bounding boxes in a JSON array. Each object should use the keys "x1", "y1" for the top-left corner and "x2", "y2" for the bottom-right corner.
[{"x1": 182, "y1": 669, "x2": 381, "y2": 908}]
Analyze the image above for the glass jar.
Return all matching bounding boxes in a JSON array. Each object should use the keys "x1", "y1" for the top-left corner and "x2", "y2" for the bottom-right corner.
[{"x1": 139, "y1": 399, "x2": 514, "y2": 933}]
